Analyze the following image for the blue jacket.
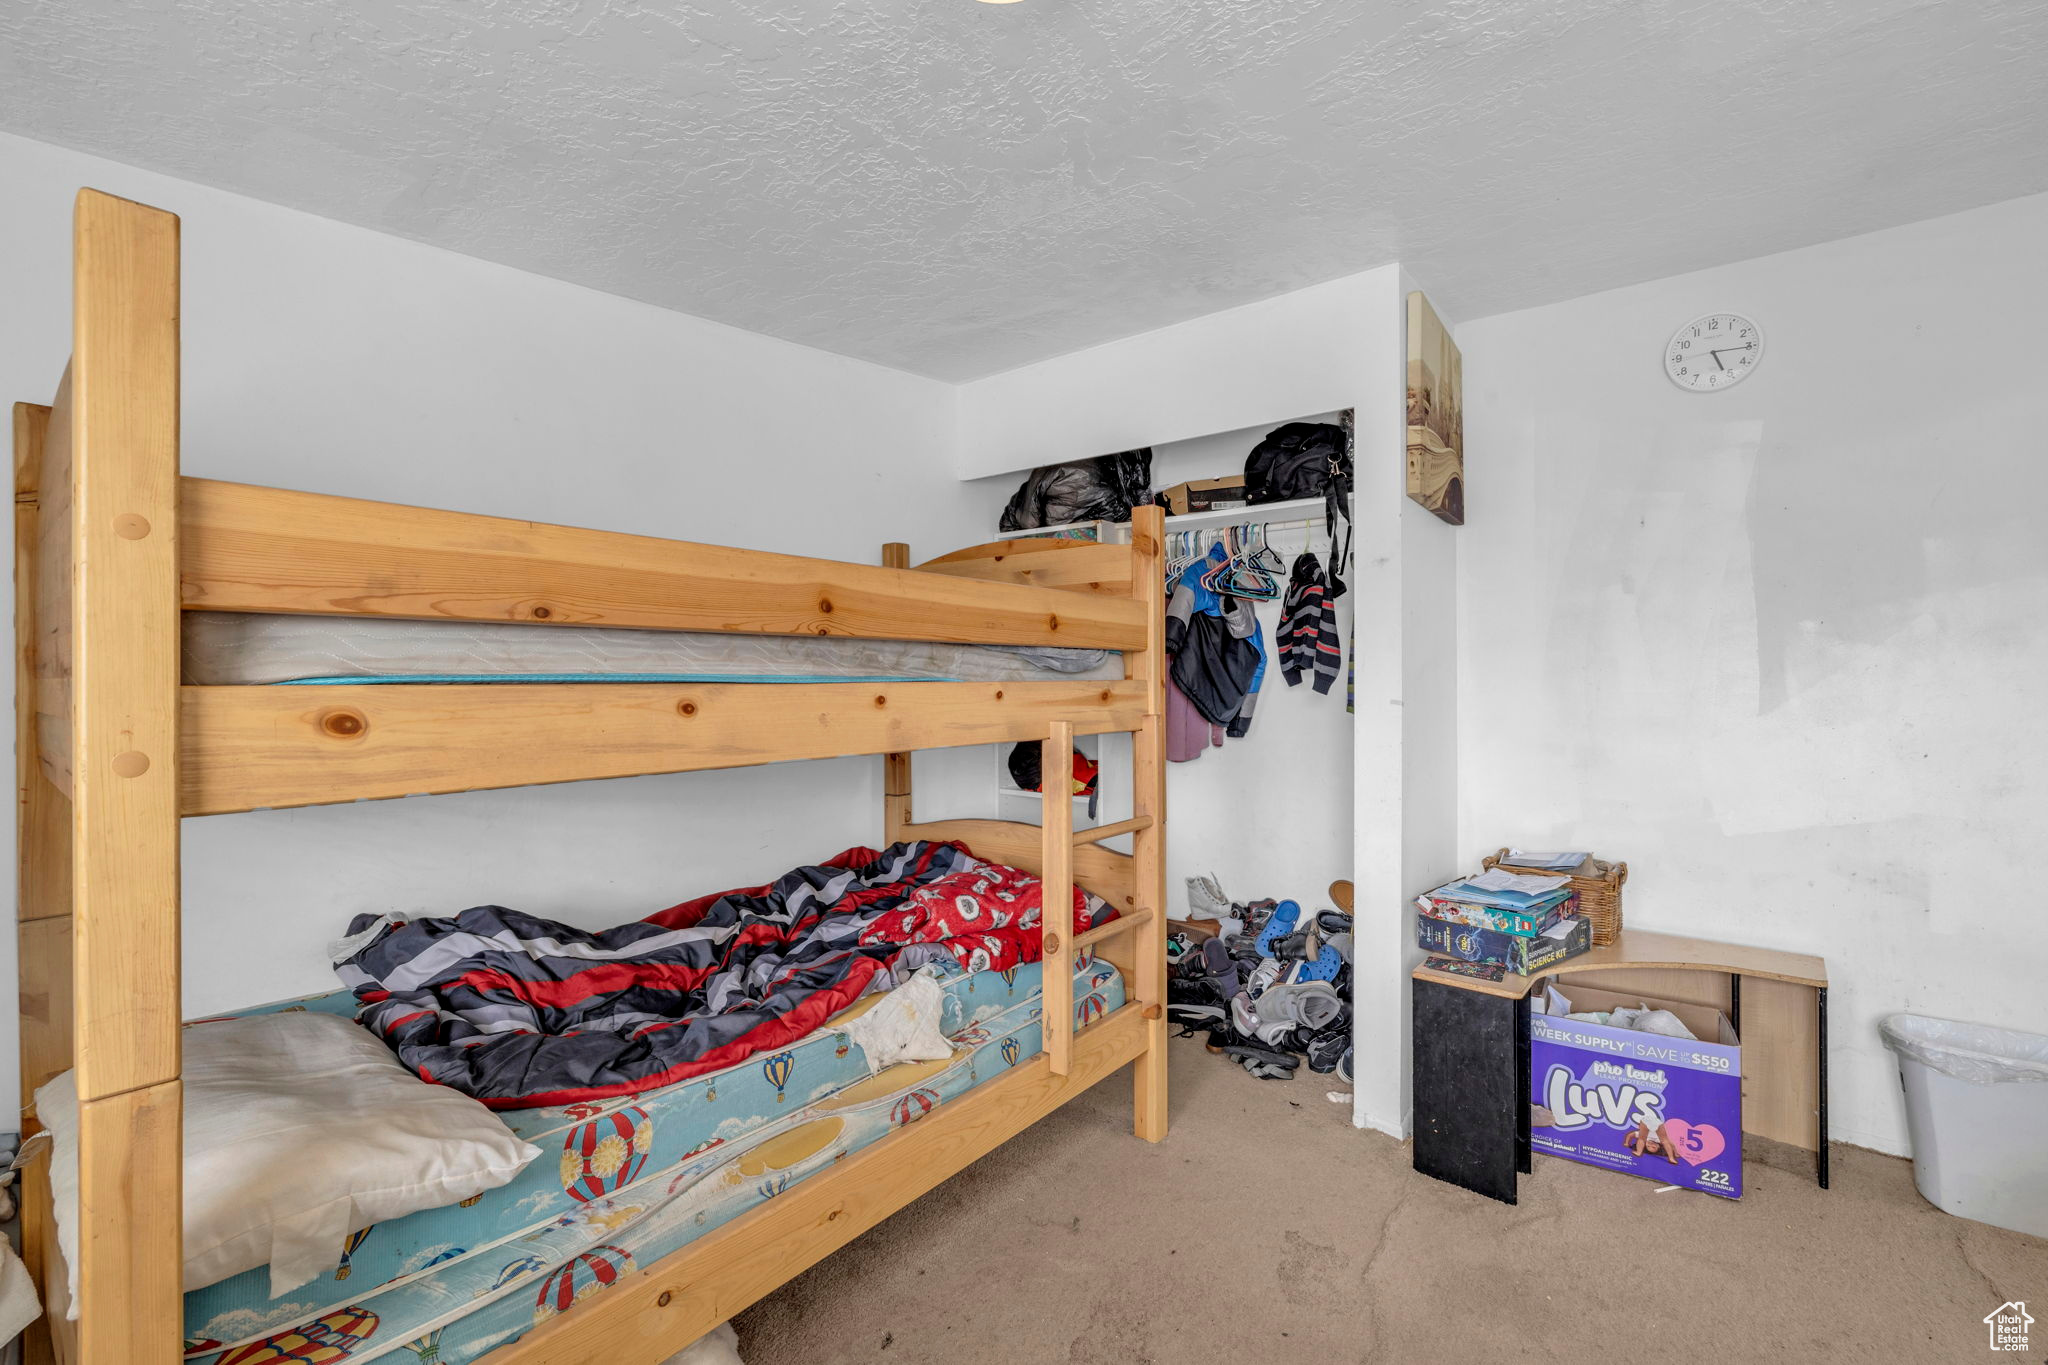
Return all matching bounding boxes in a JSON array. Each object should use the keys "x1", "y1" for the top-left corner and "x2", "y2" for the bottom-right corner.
[{"x1": 1164, "y1": 546, "x2": 1265, "y2": 736}]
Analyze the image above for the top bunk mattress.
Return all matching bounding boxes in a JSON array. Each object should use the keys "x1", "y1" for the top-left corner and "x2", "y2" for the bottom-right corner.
[{"x1": 182, "y1": 612, "x2": 1124, "y2": 686}]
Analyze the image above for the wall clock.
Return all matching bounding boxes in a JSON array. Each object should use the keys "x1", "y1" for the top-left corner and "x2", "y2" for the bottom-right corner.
[{"x1": 1665, "y1": 313, "x2": 1762, "y2": 391}]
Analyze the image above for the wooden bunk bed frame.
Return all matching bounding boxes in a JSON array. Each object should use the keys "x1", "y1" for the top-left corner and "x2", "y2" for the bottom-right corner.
[{"x1": 12, "y1": 190, "x2": 1169, "y2": 1364}]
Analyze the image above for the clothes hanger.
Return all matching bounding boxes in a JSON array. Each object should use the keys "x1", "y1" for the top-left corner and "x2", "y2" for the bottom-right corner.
[
  {"x1": 1248, "y1": 522, "x2": 1288, "y2": 578},
  {"x1": 1214, "y1": 524, "x2": 1282, "y2": 600}
]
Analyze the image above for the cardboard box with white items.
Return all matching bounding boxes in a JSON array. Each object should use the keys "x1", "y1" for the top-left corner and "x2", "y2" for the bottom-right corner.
[{"x1": 1529, "y1": 982, "x2": 1744, "y2": 1198}]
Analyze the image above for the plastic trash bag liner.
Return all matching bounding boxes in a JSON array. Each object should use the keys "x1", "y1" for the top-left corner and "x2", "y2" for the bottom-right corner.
[
  {"x1": 1881, "y1": 1014, "x2": 2048, "y2": 1086},
  {"x1": 999, "y1": 449, "x2": 1153, "y2": 530}
]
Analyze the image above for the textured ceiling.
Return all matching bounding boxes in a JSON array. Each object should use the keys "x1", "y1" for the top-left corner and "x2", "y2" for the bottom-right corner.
[{"x1": 5, "y1": 1, "x2": 2047, "y2": 379}]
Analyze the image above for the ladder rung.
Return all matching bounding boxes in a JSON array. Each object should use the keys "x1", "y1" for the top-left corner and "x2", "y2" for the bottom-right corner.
[
  {"x1": 1069, "y1": 907, "x2": 1156, "y2": 953},
  {"x1": 1071, "y1": 815, "x2": 1154, "y2": 846}
]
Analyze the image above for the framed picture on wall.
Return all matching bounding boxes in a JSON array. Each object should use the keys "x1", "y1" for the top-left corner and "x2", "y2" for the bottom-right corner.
[{"x1": 1407, "y1": 292, "x2": 1464, "y2": 525}]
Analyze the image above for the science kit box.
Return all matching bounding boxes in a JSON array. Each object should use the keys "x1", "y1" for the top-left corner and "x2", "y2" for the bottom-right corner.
[
  {"x1": 1414, "y1": 910, "x2": 1589, "y2": 975},
  {"x1": 1528, "y1": 983, "x2": 1743, "y2": 1199}
]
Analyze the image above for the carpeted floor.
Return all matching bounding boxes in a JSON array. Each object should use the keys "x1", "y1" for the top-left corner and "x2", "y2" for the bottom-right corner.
[{"x1": 733, "y1": 1034, "x2": 2046, "y2": 1364}]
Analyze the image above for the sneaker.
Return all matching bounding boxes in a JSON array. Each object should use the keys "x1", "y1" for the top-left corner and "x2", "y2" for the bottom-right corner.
[
  {"x1": 1302, "y1": 1020, "x2": 1351, "y2": 1074},
  {"x1": 1254, "y1": 900, "x2": 1303, "y2": 958},
  {"x1": 1167, "y1": 1001, "x2": 1227, "y2": 1032},
  {"x1": 1336, "y1": 1044, "x2": 1353, "y2": 1086},
  {"x1": 1186, "y1": 874, "x2": 1231, "y2": 921},
  {"x1": 1270, "y1": 929, "x2": 1311, "y2": 961},
  {"x1": 1237, "y1": 899, "x2": 1280, "y2": 941},
  {"x1": 1230, "y1": 992, "x2": 1261, "y2": 1038}
]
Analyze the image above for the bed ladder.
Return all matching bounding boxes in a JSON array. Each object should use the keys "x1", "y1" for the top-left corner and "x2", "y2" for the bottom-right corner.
[{"x1": 1039, "y1": 718, "x2": 1163, "y2": 1077}]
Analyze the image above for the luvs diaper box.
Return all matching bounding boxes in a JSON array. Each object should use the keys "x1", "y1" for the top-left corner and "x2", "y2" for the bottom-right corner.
[{"x1": 1528, "y1": 982, "x2": 1743, "y2": 1199}]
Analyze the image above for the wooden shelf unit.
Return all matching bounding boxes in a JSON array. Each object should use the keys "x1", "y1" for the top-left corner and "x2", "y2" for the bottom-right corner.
[
  {"x1": 1411, "y1": 927, "x2": 1831, "y2": 1202},
  {"x1": 13, "y1": 189, "x2": 1170, "y2": 1365}
]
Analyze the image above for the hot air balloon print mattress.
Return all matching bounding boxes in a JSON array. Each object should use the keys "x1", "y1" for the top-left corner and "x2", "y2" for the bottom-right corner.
[{"x1": 178, "y1": 950, "x2": 1125, "y2": 1364}]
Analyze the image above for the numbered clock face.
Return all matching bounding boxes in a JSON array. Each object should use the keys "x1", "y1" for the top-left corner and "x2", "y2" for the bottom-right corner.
[{"x1": 1665, "y1": 313, "x2": 1762, "y2": 391}]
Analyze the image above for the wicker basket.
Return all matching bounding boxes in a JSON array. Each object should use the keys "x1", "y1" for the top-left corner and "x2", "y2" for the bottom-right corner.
[{"x1": 1482, "y1": 849, "x2": 1628, "y2": 947}]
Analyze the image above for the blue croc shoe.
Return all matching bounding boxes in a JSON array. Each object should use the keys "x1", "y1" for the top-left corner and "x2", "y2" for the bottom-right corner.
[
  {"x1": 1296, "y1": 941, "x2": 1344, "y2": 983},
  {"x1": 1254, "y1": 899, "x2": 1302, "y2": 958}
]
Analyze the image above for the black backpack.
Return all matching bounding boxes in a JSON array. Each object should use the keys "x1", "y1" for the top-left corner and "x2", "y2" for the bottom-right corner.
[
  {"x1": 1244, "y1": 422, "x2": 1350, "y2": 505},
  {"x1": 1245, "y1": 421, "x2": 1352, "y2": 589}
]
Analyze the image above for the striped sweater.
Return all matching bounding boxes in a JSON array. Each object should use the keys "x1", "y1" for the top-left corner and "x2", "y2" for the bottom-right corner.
[{"x1": 1279, "y1": 552, "x2": 1341, "y2": 694}]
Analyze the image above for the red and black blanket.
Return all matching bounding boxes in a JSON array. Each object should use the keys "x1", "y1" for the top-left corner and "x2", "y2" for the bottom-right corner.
[{"x1": 333, "y1": 840, "x2": 1110, "y2": 1109}]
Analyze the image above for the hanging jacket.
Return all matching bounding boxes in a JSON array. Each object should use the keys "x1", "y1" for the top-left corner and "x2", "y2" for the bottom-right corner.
[
  {"x1": 1164, "y1": 545, "x2": 1266, "y2": 738},
  {"x1": 1278, "y1": 552, "x2": 1341, "y2": 694},
  {"x1": 1165, "y1": 671, "x2": 1222, "y2": 763}
]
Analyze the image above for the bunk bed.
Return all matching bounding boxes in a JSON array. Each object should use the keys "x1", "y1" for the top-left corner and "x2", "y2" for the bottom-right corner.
[{"x1": 12, "y1": 190, "x2": 1170, "y2": 1365}]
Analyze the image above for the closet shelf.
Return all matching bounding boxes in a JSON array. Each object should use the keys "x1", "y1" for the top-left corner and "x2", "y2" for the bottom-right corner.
[{"x1": 1162, "y1": 496, "x2": 1328, "y2": 532}]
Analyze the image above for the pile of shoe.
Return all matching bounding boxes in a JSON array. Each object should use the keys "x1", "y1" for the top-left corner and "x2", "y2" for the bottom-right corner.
[{"x1": 1166, "y1": 878, "x2": 1353, "y2": 1085}]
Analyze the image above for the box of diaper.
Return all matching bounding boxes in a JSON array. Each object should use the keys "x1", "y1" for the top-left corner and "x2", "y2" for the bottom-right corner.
[
  {"x1": 1527, "y1": 982, "x2": 1743, "y2": 1199},
  {"x1": 1414, "y1": 909, "x2": 1588, "y2": 974}
]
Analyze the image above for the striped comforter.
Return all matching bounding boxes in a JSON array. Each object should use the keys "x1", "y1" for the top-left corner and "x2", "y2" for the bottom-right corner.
[{"x1": 333, "y1": 841, "x2": 1110, "y2": 1108}]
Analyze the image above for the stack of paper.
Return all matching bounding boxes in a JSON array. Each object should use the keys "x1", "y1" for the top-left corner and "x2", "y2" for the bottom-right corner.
[{"x1": 1504, "y1": 848, "x2": 1590, "y2": 872}]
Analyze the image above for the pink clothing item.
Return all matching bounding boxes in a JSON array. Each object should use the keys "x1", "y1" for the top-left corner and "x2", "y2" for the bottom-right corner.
[{"x1": 1166, "y1": 671, "x2": 1225, "y2": 763}]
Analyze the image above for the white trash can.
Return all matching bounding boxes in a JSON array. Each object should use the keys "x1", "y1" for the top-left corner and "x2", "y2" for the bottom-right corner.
[{"x1": 1880, "y1": 1013, "x2": 2048, "y2": 1238}]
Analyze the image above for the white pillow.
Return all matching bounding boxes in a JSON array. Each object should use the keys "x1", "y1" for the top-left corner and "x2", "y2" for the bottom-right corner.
[{"x1": 36, "y1": 1010, "x2": 539, "y2": 1307}]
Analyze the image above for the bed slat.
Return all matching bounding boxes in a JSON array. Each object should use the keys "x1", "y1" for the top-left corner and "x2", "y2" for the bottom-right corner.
[
  {"x1": 895, "y1": 816, "x2": 1136, "y2": 912},
  {"x1": 1039, "y1": 720, "x2": 1075, "y2": 1077},
  {"x1": 914, "y1": 538, "x2": 1134, "y2": 594},
  {"x1": 179, "y1": 478, "x2": 1147, "y2": 651},
  {"x1": 180, "y1": 680, "x2": 1148, "y2": 816}
]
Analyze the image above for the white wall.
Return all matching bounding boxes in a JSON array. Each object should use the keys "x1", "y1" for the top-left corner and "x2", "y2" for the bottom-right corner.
[
  {"x1": 958, "y1": 278, "x2": 1405, "y2": 480},
  {"x1": 1457, "y1": 191, "x2": 2048, "y2": 1156},
  {"x1": 1388, "y1": 270, "x2": 1463, "y2": 1132},
  {"x1": 0, "y1": 131, "x2": 991, "y2": 1109}
]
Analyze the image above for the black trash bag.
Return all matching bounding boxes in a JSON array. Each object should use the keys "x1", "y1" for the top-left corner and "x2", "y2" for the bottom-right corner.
[
  {"x1": 1006, "y1": 740, "x2": 1041, "y2": 794},
  {"x1": 999, "y1": 449, "x2": 1154, "y2": 531},
  {"x1": 1243, "y1": 422, "x2": 1350, "y2": 505}
]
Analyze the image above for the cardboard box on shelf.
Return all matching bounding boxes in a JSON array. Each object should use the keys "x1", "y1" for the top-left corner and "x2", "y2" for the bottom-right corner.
[
  {"x1": 1415, "y1": 910, "x2": 1589, "y2": 974},
  {"x1": 1528, "y1": 982, "x2": 1743, "y2": 1199},
  {"x1": 1160, "y1": 476, "x2": 1247, "y2": 516},
  {"x1": 1417, "y1": 889, "x2": 1577, "y2": 938}
]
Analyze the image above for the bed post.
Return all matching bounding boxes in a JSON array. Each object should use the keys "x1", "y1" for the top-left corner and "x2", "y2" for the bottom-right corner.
[
  {"x1": 879, "y1": 542, "x2": 912, "y2": 843},
  {"x1": 61, "y1": 188, "x2": 185, "y2": 1363},
  {"x1": 1039, "y1": 720, "x2": 1075, "y2": 1077},
  {"x1": 1127, "y1": 505, "x2": 1168, "y2": 1141},
  {"x1": 14, "y1": 400, "x2": 70, "y2": 1365}
]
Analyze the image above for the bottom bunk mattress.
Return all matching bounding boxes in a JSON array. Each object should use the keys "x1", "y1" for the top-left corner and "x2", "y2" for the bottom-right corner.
[
  {"x1": 180, "y1": 951, "x2": 1126, "y2": 1364},
  {"x1": 181, "y1": 611, "x2": 1123, "y2": 686}
]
